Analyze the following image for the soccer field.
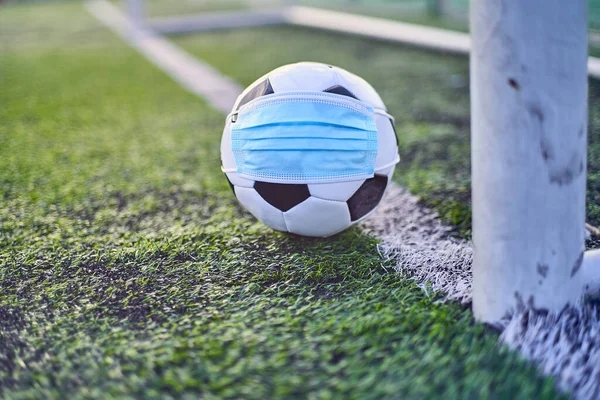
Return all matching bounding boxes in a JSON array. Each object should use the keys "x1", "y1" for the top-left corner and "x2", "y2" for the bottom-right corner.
[{"x1": 3, "y1": 1, "x2": 599, "y2": 398}]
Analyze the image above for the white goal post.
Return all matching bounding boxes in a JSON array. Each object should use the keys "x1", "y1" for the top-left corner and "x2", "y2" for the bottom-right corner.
[{"x1": 470, "y1": 0, "x2": 600, "y2": 323}]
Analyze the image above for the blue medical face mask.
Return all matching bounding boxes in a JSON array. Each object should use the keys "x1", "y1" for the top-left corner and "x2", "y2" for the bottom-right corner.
[{"x1": 224, "y1": 91, "x2": 380, "y2": 184}]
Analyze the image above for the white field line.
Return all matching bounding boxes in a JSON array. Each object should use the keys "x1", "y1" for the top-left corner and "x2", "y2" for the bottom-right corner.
[
  {"x1": 85, "y1": 2, "x2": 600, "y2": 397},
  {"x1": 85, "y1": 0, "x2": 242, "y2": 114},
  {"x1": 363, "y1": 186, "x2": 473, "y2": 304}
]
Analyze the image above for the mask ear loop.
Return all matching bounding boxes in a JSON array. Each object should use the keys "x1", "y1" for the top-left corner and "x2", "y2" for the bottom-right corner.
[
  {"x1": 373, "y1": 108, "x2": 401, "y2": 172},
  {"x1": 226, "y1": 111, "x2": 238, "y2": 124},
  {"x1": 374, "y1": 108, "x2": 395, "y2": 121},
  {"x1": 222, "y1": 111, "x2": 240, "y2": 174},
  {"x1": 375, "y1": 158, "x2": 401, "y2": 173}
]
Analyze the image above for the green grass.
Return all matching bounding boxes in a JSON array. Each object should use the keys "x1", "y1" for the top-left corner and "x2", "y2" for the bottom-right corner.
[{"x1": 0, "y1": 1, "x2": 570, "y2": 398}]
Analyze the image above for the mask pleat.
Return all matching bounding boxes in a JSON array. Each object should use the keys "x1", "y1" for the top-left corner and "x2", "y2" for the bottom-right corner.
[{"x1": 231, "y1": 91, "x2": 379, "y2": 184}]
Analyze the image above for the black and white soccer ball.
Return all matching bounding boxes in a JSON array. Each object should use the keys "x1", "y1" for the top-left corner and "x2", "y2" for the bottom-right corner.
[{"x1": 221, "y1": 62, "x2": 399, "y2": 237}]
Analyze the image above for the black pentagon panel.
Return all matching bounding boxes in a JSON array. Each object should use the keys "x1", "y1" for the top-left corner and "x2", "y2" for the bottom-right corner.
[
  {"x1": 323, "y1": 85, "x2": 358, "y2": 99},
  {"x1": 347, "y1": 175, "x2": 388, "y2": 221},
  {"x1": 254, "y1": 181, "x2": 310, "y2": 212},
  {"x1": 236, "y1": 78, "x2": 275, "y2": 110}
]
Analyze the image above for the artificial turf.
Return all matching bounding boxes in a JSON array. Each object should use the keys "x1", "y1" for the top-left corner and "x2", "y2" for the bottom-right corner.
[{"x1": 0, "y1": 1, "x2": 571, "y2": 398}]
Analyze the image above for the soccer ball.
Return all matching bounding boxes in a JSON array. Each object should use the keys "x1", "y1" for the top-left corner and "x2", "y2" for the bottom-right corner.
[{"x1": 221, "y1": 62, "x2": 399, "y2": 237}]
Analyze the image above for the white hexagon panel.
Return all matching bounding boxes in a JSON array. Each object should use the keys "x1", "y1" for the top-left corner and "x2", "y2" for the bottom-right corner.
[{"x1": 221, "y1": 62, "x2": 400, "y2": 237}]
